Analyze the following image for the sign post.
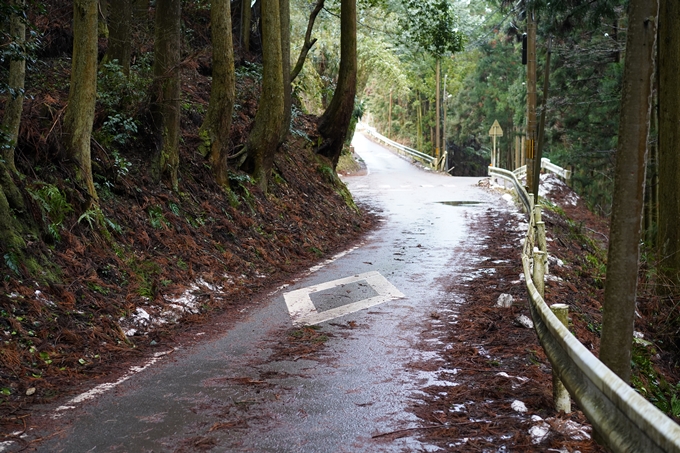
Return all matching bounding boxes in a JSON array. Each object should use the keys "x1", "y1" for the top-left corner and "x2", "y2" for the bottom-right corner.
[{"x1": 488, "y1": 120, "x2": 504, "y2": 167}]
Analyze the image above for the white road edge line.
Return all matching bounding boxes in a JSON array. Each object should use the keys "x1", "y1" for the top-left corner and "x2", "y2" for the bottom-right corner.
[{"x1": 51, "y1": 349, "x2": 174, "y2": 418}]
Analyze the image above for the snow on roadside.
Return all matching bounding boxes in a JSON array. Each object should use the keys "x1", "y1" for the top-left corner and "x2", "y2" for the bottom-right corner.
[{"x1": 119, "y1": 277, "x2": 228, "y2": 337}]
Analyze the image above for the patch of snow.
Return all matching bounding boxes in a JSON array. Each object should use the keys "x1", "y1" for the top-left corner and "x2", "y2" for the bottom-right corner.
[
  {"x1": 35, "y1": 290, "x2": 56, "y2": 307},
  {"x1": 511, "y1": 400, "x2": 528, "y2": 412},
  {"x1": 450, "y1": 403, "x2": 466, "y2": 413},
  {"x1": 529, "y1": 416, "x2": 551, "y2": 444},
  {"x1": 502, "y1": 193, "x2": 514, "y2": 204},
  {"x1": 496, "y1": 293, "x2": 514, "y2": 308},
  {"x1": 515, "y1": 314, "x2": 534, "y2": 329}
]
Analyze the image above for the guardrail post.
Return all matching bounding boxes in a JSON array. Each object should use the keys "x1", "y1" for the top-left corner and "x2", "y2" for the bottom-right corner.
[
  {"x1": 533, "y1": 251, "x2": 546, "y2": 297},
  {"x1": 549, "y1": 303, "x2": 572, "y2": 414}
]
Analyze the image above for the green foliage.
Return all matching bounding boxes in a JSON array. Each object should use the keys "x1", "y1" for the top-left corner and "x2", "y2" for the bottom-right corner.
[
  {"x1": 26, "y1": 184, "x2": 73, "y2": 242},
  {"x1": 399, "y1": 0, "x2": 465, "y2": 58},
  {"x1": 98, "y1": 59, "x2": 152, "y2": 117},
  {"x1": 147, "y1": 206, "x2": 169, "y2": 230},
  {"x1": 235, "y1": 61, "x2": 262, "y2": 82},
  {"x1": 4, "y1": 252, "x2": 20, "y2": 275},
  {"x1": 631, "y1": 341, "x2": 680, "y2": 418},
  {"x1": 100, "y1": 114, "x2": 138, "y2": 150}
]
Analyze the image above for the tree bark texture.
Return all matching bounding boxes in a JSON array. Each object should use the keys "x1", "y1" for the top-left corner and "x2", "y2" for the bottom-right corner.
[
  {"x1": 1, "y1": 0, "x2": 26, "y2": 173},
  {"x1": 245, "y1": 0, "x2": 284, "y2": 193},
  {"x1": 200, "y1": 0, "x2": 235, "y2": 188},
  {"x1": 280, "y1": 0, "x2": 291, "y2": 141},
  {"x1": 106, "y1": 0, "x2": 132, "y2": 75},
  {"x1": 599, "y1": 0, "x2": 658, "y2": 383},
  {"x1": 317, "y1": 0, "x2": 356, "y2": 169},
  {"x1": 290, "y1": 0, "x2": 324, "y2": 82},
  {"x1": 658, "y1": 0, "x2": 680, "y2": 288},
  {"x1": 240, "y1": 0, "x2": 251, "y2": 53},
  {"x1": 0, "y1": 183, "x2": 24, "y2": 255},
  {"x1": 63, "y1": 0, "x2": 99, "y2": 203},
  {"x1": 151, "y1": 0, "x2": 181, "y2": 191}
]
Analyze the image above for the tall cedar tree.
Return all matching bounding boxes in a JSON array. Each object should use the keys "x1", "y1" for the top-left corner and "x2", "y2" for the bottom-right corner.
[
  {"x1": 658, "y1": 0, "x2": 680, "y2": 289},
  {"x1": 317, "y1": 0, "x2": 356, "y2": 168},
  {"x1": 151, "y1": 0, "x2": 181, "y2": 190},
  {"x1": 599, "y1": 0, "x2": 658, "y2": 383},
  {"x1": 199, "y1": 0, "x2": 235, "y2": 188},
  {"x1": 105, "y1": 0, "x2": 132, "y2": 75},
  {"x1": 0, "y1": 0, "x2": 26, "y2": 216},
  {"x1": 280, "y1": 0, "x2": 291, "y2": 140},
  {"x1": 62, "y1": 0, "x2": 98, "y2": 204},
  {"x1": 245, "y1": 0, "x2": 284, "y2": 192},
  {"x1": 2, "y1": 0, "x2": 25, "y2": 173}
]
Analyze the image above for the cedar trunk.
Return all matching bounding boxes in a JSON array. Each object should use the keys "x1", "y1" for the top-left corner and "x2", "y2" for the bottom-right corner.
[
  {"x1": 200, "y1": 0, "x2": 235, "y2": 188},
  {"x1": 62, "y1": 0, "x2": 99, "y2": 203},
  {"x1": 2, "y1": 0, "x2": 26, "y2": 173},
  {"x1": 151, "y1": 0, "x2": 181, "y2": 190},
  {"x1": 106, "y1": 0, "x2": 132, "y2": 75},
  {"x1": 599, "y1": 0, "x2": 658, "y2": 383},
  {"x1": 280, "y1": 0, "x2": 291, "y2": 141},
  {"x1": 317, "y1": 0, "x2": 356, "y2": 169},
  {"x1": 658, "y1": 0, "x2": 680, "y2": 289},
  {"x1": 245, "y1": 0, "x2": 284, "y2": 193},
  {"x1": 240, "y1": 0, "x2": 251, "y2": 53}
]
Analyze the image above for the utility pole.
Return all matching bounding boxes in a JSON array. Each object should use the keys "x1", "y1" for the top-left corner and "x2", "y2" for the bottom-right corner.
[
  {"x1": 443, "y1": 73, "x2": 448, "y2": 170},
  {"x1": 435, "y1": 59, "x2": 441, "y2": 161},
  {"x1": 388, "y1": 89, "x2": 392, "y2": 139},
  {"x1": 525, "y1": 9, "x2": 537, "y2": 194}
]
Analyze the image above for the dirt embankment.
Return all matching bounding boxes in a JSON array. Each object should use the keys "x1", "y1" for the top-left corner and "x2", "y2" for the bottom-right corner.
[{"x1": 0, "y1": 4, "x2": 376, "y2": 432}]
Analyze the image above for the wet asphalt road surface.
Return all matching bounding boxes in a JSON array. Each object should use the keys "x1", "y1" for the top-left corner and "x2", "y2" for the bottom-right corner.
[{"x1": 27, "y1": 132, "x2": 491, "y2": 452}]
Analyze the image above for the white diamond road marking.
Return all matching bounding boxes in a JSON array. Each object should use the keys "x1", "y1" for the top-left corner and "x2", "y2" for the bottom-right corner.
[{"x1": 284, "y1": 271, "x2": 405, "y2": 326}]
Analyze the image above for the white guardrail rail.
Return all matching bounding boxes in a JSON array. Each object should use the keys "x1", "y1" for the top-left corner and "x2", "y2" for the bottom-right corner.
[
  {"x1": 513, "y1": 158, "x2": 572, "y2": 181},
  {"x1": 362, "y1": 125, "x2": 437, "y2": 167},
  {"x1": 488, "y1": 165, "x2": 680, "y2": 453}
]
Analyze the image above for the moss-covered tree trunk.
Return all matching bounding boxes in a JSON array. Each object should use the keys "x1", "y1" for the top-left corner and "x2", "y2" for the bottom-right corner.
[
  {"x1": 316, "y1": 0, "x2": 356, "y2": 169},
  {"x1": 245, "y1": 0, "x2": 284, "y2": 193},
  {"x1": 62, "y1": 0, "x2": 99, "y2": 204},
  {"x1": 658, "y1": 0, "x2": 680, "y2": 289},
  {"x1": 280, "y1": 0, "x2": 291, "y2": 141},
  {"x1": 105, "y1": 0, "x2": 131, "y2": 75},
  {"x1": 599, "y1": 0, "x2": 658, "y2": 383},
  {"x1": 1, "y1": 0, "x2": 26, "y2": 174},
  {"x1": 199, "y1": 0, "x2": 235, "y2": 188},
  {"x1": 151, "y1": 0, "x2": 181, "y2": 191}
]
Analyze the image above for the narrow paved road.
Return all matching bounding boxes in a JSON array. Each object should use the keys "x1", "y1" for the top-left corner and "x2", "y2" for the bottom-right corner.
[{"x1": 28, "y1": 132, "x2": 491, "y2": 452}]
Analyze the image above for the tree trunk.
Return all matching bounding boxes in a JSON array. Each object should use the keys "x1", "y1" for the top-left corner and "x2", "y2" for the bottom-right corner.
[
  {"x1": 200, "y1": 0, "x2": 235, "y2": 188},
  {"x1": 599, "y1": 0, "x2": 658, "y2": 383},
  {"x1": 105, "y1": 0, "x2": 132, "y2": 75},
  {"x1": 316, "y1": 0, "x2": 356, "y2": 169},
  {"x1": 63, "y1": 0, "x2": 99, "y2": 204},
  {"x1": 658, "y1": 0, "x2": 680, "y2": 289},
  {"x1": 151, "y1": 0, "x2": 181, "y2": 191},
  {"x1": 240, "y1": 0, "x2": 251, "y2": 53},
  {"x1": 1, "y1": 0, "x2": 26, "y2": 174},
  {"x1": 280, "y1": 0, "x2": 291, "y2": 141},
  {"x1": 245, "y1": 0, "x2": 284, "y2": 193},
  {"x1": 290, "y1": 0, "x2": 324, "y2": 83},
  {"x1": 526, "y1": 9, "x2": 537, "y2": 195}
]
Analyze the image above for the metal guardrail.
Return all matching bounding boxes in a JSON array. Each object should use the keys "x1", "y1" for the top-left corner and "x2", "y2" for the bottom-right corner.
[
  {"x1": 513, "y1": 158, "x2": 571, "y2": 181},
  {"x1": 493, "y1": 166, "x2": 680, "y2": 452},
  {"x1": 362, "y1": 125, "x2": 436, "y2": 167}
]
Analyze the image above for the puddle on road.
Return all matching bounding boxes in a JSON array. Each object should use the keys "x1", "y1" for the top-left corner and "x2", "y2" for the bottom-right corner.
[{"x1": 437, "y1": 201, "x2": 485, "y2": 207}]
